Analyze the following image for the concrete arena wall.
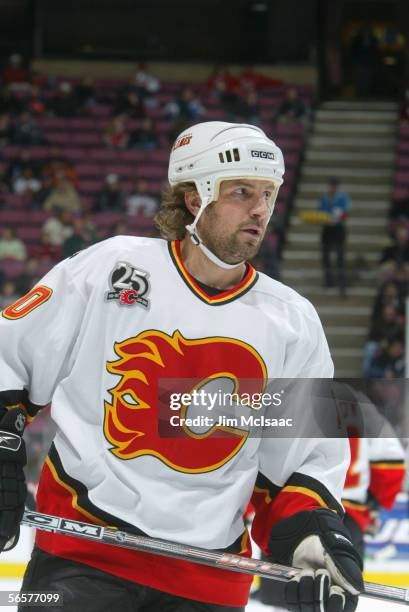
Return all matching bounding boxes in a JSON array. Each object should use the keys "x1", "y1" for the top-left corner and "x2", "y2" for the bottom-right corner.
[{"x1": 32, "y1": 59, "x2": 317, "y2": 86}]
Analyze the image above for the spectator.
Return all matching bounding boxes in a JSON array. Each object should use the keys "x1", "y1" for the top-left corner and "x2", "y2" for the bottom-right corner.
[
  {"x1": 112, "y1": 220, "x2": 127, "y2": 236},
  {"x1": 0, "y1": 227, "x2": 27, "y2": 261},
  {"x1": 128, "y1": 117, "x2": 158, "y2": 150},
  {"x1": 318, "y1": 177, "x2": 351, "y2": 294},
  {"x1": 103, "y1": 115, "x2": 129, "y2": 149},
  {"x1": 50, "y1": 81, "x2": 78, "y2": 117},
  {"x1": 1, "y1": 53, "x2": 30, "y2": 88},
  {"x1": 392, "y1": 262, "x2": 409, "y2": 298},
  {"x1": 167, "y1": 117, "x2": 191, "y2": 146},
  {"x1": 234, "y1": 89, "x2": 260, "y2": 124},
  {"x1": 372, "y1": 280, "x2": 405, "y2": 321},
  {"x1": 164, "y1": 87, "x2": 206, "y2": 121},
  {"x1": 62, "y1": 217, "x2": 95, "y2": 258},
  {"x1": 0, "y1": 280, "x2": 19, "y2": 310},
  {"x1": 31, "y1": 230, "x2": 61, "y2": 261},
  {"x1": 32, "y1": 175, "x2": 53, "y2": 209},
  {"x1": 81, "y1": 213, "x2": 98, "y2": 243},
  {"x1": 4, "y1": 150, "x2": 40, "y2": 188},
  {"x1": 275, "y1": 87, "x2": 308, "y2": 124},
  {"x1": 218, "y1": 82, "x2": 243, "y2": 122},
  {"x1": 13, "y1": 168, "x2": 42, "y2": 196},
  {"x1": 42, "y1": 209, "x2": 74, "y2": 247},
  {"x1": 238, "y1": 65, "x2": 283, "y2": 92},
  {"x1": 349, "y1": 24, "x2": 380, "y2": 97},
  {"x1": 96, "y1": 174, "x2": 125, "y2": 212},
  {"x1": 380, "y1": 225, "x2": 409, "y2": 273},
  {"x1": 25, "y1": 85, "x2": 47, "y2": 116},
  {"x1": 11, "y1": 111, "x2": 45, "y2": 146},
  {"x1": 117, "y1": 77, "x2": 139, "y2": 100},
  {"x1": 368, "y1": 304, "x2": 403, "y2": 345},
  {"x1": 42, "y1": 177, "x2": 81, "y2": 213},
  {"x1": 367, "y1": 336, "x2": 405, "y2": 378},
  {"x1": 41, "y1": 147, "x2": 78, "y2": 187},
  {"x1": 0, "y1": 86, "x2": 24, "y2": 117},
  {"x1": 206, "y1": 65, "x2": 239, "y2": 97},
  {"x1": 133, "y1": 63, "x2": 160, "y2": 100},
  {"x1": 400, "y1": 88, "x2": 409, "y2": 124},
  {"x1": 0, "y1": 113, "x2": 13, "y2": 145},
  {"x1": 389, "y1": 187, "x2": 409, "y2": 221},
  {"x1": 15, "y1": 257, "x2": 41, "y2": 294},
  {"x1": 114, "y1": 90, "x2": 145, "y2": 118},
  {"x1": 176, "y1": 87, "x2": 206, "y2": 120},
  {"x1": 30, "y1": 69, "x2": 49, "y2": 90},
  {"x1": 126, "y1": 180, "x2": 158, "y2": 216},
  {"x1": 74, "y1": 76, "x2": 97, "y2": 113}
]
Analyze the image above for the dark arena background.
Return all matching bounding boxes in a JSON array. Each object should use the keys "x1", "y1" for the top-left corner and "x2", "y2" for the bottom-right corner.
[{"x1": 1, "y1": 1, "x2": 409, "y2": 610}]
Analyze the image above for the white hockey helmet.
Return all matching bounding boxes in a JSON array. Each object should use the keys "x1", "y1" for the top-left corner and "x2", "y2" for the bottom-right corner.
[{"x1": 168, "y1": 121, "x2": 285, "y2": 269}]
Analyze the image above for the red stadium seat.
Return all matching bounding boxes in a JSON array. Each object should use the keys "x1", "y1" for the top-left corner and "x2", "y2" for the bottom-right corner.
[
  {"x1": 395, "y1": 171, "x2": 409, "y2": 186},
  {"x1": 76, "y1": 163, "x2": 103, "y2": 177},
  {"x1": 0, "y1": 259, "x2": 26, "y2": 279},
  {"x1": 16, "y1": 226, "x2": 42, "y2": 242},
  {"x1": 78, "y1": 179, "x2": 102, "y2": 194},
  {"x1": 66, "y1": 117, "x2": 99, "y2": 131},
  {"x1": 0, "y1": 210, "x2": 30, "y2": 225},
  {"x1": 72, "y1": 133, "x2": 102, "y2": 146},
  {"x1": 0, "y1": 193, "x2": 30, "y2": 208}
]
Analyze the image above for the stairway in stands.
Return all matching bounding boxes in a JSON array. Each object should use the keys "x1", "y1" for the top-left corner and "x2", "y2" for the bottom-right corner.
[{"x1": 282, "y1": 100, "x2": 398, "y2": 376}]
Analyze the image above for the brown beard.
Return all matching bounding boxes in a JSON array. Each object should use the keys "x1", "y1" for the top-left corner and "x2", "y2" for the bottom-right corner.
[{"x1": 198, "y1": 204, "x2": 265, "y2": 264}]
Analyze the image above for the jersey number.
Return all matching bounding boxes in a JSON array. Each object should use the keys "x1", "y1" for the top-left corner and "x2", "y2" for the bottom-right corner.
[{"x1": 2, "y1": 286, "x2": 53, "y2": 320}]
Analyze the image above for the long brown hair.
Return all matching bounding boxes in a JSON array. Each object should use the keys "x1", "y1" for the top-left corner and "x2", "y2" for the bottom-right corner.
[{"x1": 154, "y1": 182, "x2": 198, "y2": 240}]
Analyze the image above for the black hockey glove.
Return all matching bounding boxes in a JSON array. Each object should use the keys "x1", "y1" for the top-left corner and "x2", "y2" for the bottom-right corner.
[
  {"x1": 0, "y1": 407, "x2": 27, "y2": 553},
  {"x1": 267, "y1": 508, "x2": 363, "y2": 611}
]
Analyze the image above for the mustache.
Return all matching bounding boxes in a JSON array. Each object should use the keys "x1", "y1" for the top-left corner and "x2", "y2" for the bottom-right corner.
[{"x1": 238, "y1": 221, "x2": 263, "y2": 229}]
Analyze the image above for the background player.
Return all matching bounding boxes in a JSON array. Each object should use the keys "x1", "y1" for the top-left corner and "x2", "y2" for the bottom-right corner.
[{"x1": 342, "y1": 390, "x2": 405, "y2": 558}]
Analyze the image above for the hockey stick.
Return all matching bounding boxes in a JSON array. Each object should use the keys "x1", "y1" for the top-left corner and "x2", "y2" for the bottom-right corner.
[{"x1": 21, "y1": 509, "x2": 409, "y2": 606}]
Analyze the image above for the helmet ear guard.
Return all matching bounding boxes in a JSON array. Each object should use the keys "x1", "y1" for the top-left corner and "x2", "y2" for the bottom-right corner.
[{"x1": 168, "y1": 121, "x2": 285, "y2": 269}]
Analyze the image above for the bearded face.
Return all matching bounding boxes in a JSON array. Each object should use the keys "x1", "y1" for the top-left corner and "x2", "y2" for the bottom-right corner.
[{"x1": 197, "y1": 179, "x2": 275, "y2": 264}]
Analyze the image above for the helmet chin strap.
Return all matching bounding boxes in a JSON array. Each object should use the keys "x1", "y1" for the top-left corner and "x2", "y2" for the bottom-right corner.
[{"x1": 185, "y1": 201, "x2": 244, "y2": 270}]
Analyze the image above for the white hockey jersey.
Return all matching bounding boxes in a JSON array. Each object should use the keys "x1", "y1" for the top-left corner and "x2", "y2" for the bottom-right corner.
[
  {"x1": 342, "y1": 391, "x2": 405, "y2": 531},
  {"x1": 0, "y1": 236, "x2": 347, "y2": 606}
]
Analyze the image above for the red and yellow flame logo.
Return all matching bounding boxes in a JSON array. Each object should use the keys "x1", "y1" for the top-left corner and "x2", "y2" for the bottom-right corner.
[{"x1": 104, "y1": 329, "x2": 266, "y2": 473}]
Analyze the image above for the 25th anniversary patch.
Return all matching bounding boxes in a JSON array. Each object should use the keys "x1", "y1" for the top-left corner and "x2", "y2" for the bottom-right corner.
[{"x1": 105, "y1": 261, "x2": 150, "y2": 309}]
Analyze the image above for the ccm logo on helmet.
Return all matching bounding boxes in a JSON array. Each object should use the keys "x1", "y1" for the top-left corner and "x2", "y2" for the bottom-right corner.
[{"x1": 251, "y1": 150, "x2": 275, "y2": 160}]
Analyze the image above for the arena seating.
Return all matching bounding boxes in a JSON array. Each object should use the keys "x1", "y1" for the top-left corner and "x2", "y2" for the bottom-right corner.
[{"x1": 0, "y1": 78, "x2": 311, "y2": 280}]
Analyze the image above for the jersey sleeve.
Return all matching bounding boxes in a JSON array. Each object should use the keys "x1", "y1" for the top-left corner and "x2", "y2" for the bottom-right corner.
[
  {"x1": 368, "y1": 435, "x2": 405, "y2": 509},
  {"x1": 0, "y1": 254, "x2": 89, "y2": 414},
  {"x1": 251, "y1": 297, "x2": 341, "y2": 555},
  {"x1": 281, "y1": 297, "x2": 334, "y2": 379},
  {"x1": 252, "y1": 290, "x2": 340, "y2": 555},
  {"x1": 356, "y1": 393, "x2": 406, "y2": 509},
  {"x1": 251, "y1": 437, "x2": 348, "y2": 555}
]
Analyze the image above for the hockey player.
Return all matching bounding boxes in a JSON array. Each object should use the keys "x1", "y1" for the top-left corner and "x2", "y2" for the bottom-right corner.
[
  {"x1": 342, "y1": 390, "x2": 405, "y2": 558},
  {"x1": 0, "y1": 122, "x2": 362, "y2": 611}
]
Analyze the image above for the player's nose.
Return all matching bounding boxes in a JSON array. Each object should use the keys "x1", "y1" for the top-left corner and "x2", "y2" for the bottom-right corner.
[{"x1": 249, "y1": 193, "x2": 270, "y2": 218}]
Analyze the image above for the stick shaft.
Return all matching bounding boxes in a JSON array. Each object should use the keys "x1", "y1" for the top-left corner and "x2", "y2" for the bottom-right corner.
[{"x1": 21, "y1": 510, "x2": 409, "y2": 606}]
